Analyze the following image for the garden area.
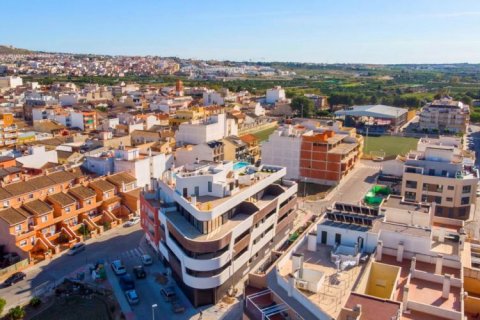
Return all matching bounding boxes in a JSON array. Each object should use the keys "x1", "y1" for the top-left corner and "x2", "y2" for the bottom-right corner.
[
  {"x1": 252, "y1": 126, "x2": 277, "y2": 142},
  {"x1": 364, "y1": 136, "x2": 418, "y2": 158}
]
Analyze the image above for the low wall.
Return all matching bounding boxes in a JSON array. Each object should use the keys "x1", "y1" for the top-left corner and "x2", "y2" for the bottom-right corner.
[
  {"x1": 407, "y1": 301, "x2": 462, "y2": 320},
  {"x1": 238, "y1": 121, "x2": 278, "y2": 136},
  {"x1": 412, "y1": 269, "x2": 462, "y2": 287},
  {"x1": 432, "y1": 216, "x2": 465, "y2": 228},
  {"x1": 0, "y1": 258, "x2": 30, "y2": 281},
  {"x1": 276, "y1": 270, "x2": 330, "y2": 320},
  {"x1": 382, "y1": 247, "x2": 461, "y2": 269},
  {"x1": 248, "y1": 273, "x2": 268, "y2": 289}
]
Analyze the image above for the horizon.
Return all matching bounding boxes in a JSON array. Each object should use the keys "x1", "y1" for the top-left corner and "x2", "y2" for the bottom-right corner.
[{"x1": 2, "y1": 0, "x2": 480, "y2": 64}]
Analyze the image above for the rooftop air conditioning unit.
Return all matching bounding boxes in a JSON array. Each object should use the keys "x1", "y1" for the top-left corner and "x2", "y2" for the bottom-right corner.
[{"x1": 296, "y1": 280, "x2": 308, "y2": 290}]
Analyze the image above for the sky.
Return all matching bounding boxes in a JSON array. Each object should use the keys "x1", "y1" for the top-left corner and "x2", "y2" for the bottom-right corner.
[{"x1": 2, "y1": 0, "x2": 480, "y2": 64}]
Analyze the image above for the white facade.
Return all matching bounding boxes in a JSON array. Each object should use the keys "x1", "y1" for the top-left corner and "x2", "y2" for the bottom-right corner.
[
  {"x1": 16, "y1": 146, "x2": 58, "y2": 169},
  {"x1": 0, "y1": 76, "x2": 23, "y2": 88},
  {"x1": 175, "y1": 113, "x2": 237, "y2": 145},
  {"x1": 175, "y1": 144, "x2": 215, "y2": 166},
  {"x1": 266, "y1": 86, "x2": 286, "y2": 104},
  {"x1": 261, "y1": 126, "x2": 303, "y2": 180}
]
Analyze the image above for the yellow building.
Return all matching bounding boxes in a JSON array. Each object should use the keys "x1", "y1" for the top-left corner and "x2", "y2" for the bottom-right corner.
[
  {"x1": 169, "y1": 107, "x2": 206, "y2": 127},
  {"x1": 0, "y1": 113, "x2": 18, "y2": 146}
]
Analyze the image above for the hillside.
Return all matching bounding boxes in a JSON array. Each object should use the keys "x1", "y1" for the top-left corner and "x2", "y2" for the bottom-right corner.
[{"x1": 0, "y1": 45, "x2": 31, "y2": 54}]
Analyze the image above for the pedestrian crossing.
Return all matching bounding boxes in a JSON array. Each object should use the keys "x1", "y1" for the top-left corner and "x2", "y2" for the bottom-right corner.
[{"x1": 117, "y1": 247, "x2": 146, "y2": 260}]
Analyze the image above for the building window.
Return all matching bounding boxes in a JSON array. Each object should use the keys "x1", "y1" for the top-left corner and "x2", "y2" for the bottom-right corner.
[
  {"x1": 404, "y1": 191, "x2": 416, "y2": 201},
  {"x1": 65, "y1": 206, "x2": 71, "y2": 213},
  {"x1": 208, "y1": 181, "x2": 212, "y2": 193},
  {"x1": 29, "y1": 193, "x2": 34, "y2": 199},
  {"x1": 421, "y1": 195, "x2": 428, "y2": 203},
  {"x1": 461, "y1": 197, "x2": 470, "y2": 205},
  {"x1": 15, "y1": 224, "x2": 22, "y2": 232},
  {"x1": 446, "y1": 197, "x2": 453, "y2": 202},
  {"x1": 19, "y1": 240, "x2": 27, "y2": 247},
  {"x1": 434, "y1": 196, "x2": 442, "y2": 204},
  {"x1": 48, "y1": 188, "x2": 54, "y2": 194},
  {"x1": 41, "y1": 216, "x2": 48, "y2": 223},
  {"x1": 86, "y1": 199, "x2": 92, "y2": 205},
  {"x1": 3, "y1": 200, "x2": 9, "y2": 208},
  {"x1": 462, "y1": 185, "x2": 472, "y2": 194},
  {"x1": 447, "y1": 186, "x2": 454, "y2": 191},
  {"x1": 405, "y1": 181, "x2": 417, "y2": 189}
]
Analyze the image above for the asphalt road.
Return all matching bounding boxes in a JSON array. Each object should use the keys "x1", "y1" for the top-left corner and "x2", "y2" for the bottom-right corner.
[
  {"x1": 302, "y1": 160, "x2": 383, "y2": 214},
  {"x1": 0, "y1": 224, "x2": 144, "y2": 312}
]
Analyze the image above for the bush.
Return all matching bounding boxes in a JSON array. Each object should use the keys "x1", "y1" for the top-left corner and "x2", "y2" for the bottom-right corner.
[
  {"x1": 29, "y1": 297, "x2": 41, "y2": 308},
  {"x1": 8, "y1": 306, "x2": 25, "y2": 320},
  {"x1": 0, "y1": 298, "x2": 6, "y2": 315}
]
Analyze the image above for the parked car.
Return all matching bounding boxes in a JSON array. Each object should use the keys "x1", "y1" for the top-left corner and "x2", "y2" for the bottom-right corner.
[
  {"x1": 125, "y1": 289, "x2": 139, "y2": 305},
  {"x1": 67, "y1": 242, "x2": 86, "y2": 256},
  {"x1": 172, "y1": 301, "x2": 185, "y2": 313},
  {"x1": 119, "y1": 273, "x2": 135, "y2": 290},
  {"x1": 161, "y1": 286, "x2": 177, "y2": 301},
  {"x1": 3, "y1": 272, "x2": 26, "y2": 287},
  {"x1": 111, "y1": 260, "x2": 127, "y2": 276},
  {"x1": 124, "y1": 217, "x2": 140, "y2": 227},
  {"x1": 141, "y1": 254, "x2": 152, "y2": 266},
  {"x1": 133, "y1": 265, "x2": 146, "y2": 279}
]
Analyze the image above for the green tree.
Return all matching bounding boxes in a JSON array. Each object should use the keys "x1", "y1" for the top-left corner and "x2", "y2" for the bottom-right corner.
[
  {"x1": 0, "y1": 298, "x2": 6, "y2": 315},
  {"x1": 460, "y1": 96, "x2": 472, "y2": 106},
  {"x1": 8, "y1": 306, "x2": 25, "y2": 320},
  {"x1": 291, "y1": 96, "x2": 315, "y2": 118}
]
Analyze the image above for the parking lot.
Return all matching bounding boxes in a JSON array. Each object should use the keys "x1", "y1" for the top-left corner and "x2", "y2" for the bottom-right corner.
[{"x1": 106, "y1": 243, "x2": 198, "y2": 320}]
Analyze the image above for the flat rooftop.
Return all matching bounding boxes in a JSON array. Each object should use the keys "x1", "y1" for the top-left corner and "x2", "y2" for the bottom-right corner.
[
  {"x1": 279, "y1": 242, "x2": 362, "y2": 319},
  {"x1": 371, "y1": 221, "x2": 431, "y2": 238},
  {"x1": 382, "y1": 196, "x2": 430, "y2": 213}
]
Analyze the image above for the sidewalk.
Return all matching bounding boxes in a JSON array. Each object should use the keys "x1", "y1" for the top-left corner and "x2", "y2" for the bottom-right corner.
[{"x1": 105, "y1": 265, "x2": 135, "y2": 320}]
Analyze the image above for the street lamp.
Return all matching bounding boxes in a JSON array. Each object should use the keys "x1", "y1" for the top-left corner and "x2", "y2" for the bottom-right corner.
[{"x1": 152, "y1": 304, "x2": 158, "y2": 320}]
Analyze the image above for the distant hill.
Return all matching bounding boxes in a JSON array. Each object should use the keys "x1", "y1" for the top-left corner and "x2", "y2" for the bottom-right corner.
[{"x1": 0, "y1": 45, "x2": 31, "y2": 54}]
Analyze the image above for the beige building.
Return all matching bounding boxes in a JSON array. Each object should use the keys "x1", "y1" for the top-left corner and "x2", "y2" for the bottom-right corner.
[
  {"x1": 419, "y1": 99, "x2": 469, "y2": 134},
  {"x1": 401, "y1": 138, "x2": 478, "y2": 220}
]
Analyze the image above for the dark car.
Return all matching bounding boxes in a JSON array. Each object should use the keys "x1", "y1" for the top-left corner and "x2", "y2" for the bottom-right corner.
[
  {"x1": 133, "y1": 266, "x2": 146, "y2": 279},
  {"x1": 3, "y1": 272, "x2": 26, "y2": 287},
  {"x1": 119, "y1": 273, "x2": 135, "y2": 290}
]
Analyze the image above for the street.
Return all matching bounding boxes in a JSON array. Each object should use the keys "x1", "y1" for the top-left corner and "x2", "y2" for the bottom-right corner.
[{"x1": 0, "y1": 224, "x2": 144, "y2": 312}]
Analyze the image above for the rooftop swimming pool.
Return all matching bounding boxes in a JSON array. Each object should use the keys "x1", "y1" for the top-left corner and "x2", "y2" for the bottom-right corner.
[{"x1": 233, "y1": 161, "x2": 250, "y2": 171}]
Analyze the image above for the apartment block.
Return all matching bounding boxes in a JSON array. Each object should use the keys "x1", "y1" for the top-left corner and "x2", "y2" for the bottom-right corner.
[
  {"x1": 244, "y1": 194, "x2": 475, "y2": 320},
  {"x1": 419, "y1": 99, "x2": 469, "y2": 134},
  {"x1": 141, "y1": 161, "x2": 298, "y2": 307},
  {"x1": 401, "y1": 138, "x2": 478, "y2": 220},
  {"x1": 0, "y1": 113, "x2": 18, "y2": 147},
  {"x1": 0, "y1": 171, "x2": 138, "y2": 262},
  {"x1": 262, "y1": 124, "x2": 363, "y2": 184}
]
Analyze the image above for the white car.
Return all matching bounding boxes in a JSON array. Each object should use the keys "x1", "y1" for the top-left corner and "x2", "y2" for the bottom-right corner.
[
  {"x1": 124, "y1": 217, "x2": 140, "y2": 227},
  {"x1": 111, "y1": 260, "x2": 127, "y2": 276},
  {"x1": 67, "y1": 242, "x2": 86, "y2": 256},
  {"x1": 125, "y1": 289, "x2": 139, "y2": 305}
]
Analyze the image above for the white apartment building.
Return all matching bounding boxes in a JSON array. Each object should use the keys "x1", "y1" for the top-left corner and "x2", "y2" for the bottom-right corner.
[
  {"x1": 32, "y1": 107, "x2": 97, "y2": 131},
  {"x1": 203, "y1": 89, "x2": 236, "y2": 106},
  {"x1": 175, "y1": 113, "x2": 238, "y2": 146},
  {"x1": 83, "y1": 146, "x2": 171, "y2": 188},
  {"x1": 419, "y1": 99, "x2": 470, "y2": 133},
  {"x1": 141, "y1": 161, "x2": 298, "y2": 307},
  {"x1": 0, "y1": 76, "x2": 23, "y2": 89},
  {"x1": 261, "y1": 125, "x2": 304, "y2": 180},
  {"x1": 175, "y1": 141, "x2": 224, "y2": 166},
  {"x1": 401, "y1": 140, "x2": 478, "y2": 220},
  {"x1": 266, "y1": 86, "x2": 286, "y2": 104}
]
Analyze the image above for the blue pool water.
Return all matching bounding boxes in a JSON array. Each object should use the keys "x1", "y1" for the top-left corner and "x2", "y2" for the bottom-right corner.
[{"x1": 233, "y1": 161, "x2": 250, "y2": 170}]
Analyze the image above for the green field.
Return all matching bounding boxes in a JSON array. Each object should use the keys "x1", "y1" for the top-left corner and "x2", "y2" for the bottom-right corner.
[
  {"x1": 364, "y1": 136, "x2": 418, "y2": 157},
  {"x1": 253, "y1": 126, "x2": 278, "y2": 142}
]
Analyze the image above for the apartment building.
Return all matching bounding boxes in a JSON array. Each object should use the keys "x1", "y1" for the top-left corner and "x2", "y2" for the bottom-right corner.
[
  {"x1": 244, "y1": 194, "x2": 475, "y2": 320},
  {"x1": 0, "y1": 113, "x2": 18, "y2": 147},
  {"x1": 401, "y1": 138, "x2": 478, "y2": 220},
  {"x1": 32, "y1": 106, "x2": 97, "y2": 131},
  {"x1": 419, "y1": 99, "x2": 469, "y2": 134},
  {"x1": 266, "y1": 86, "x2": 286, "y2": 104},
  {"x1": 0, "y1": 171, "x2": 138, "y2": 262},
  {"x1": 83, "y1": 145, "x2": 171, "y2": 188},
  {"x1": 175, "y1": 113, "x2": 238, "y2": 146},
  {"x1": 262, "y1": 124, "x2": 363, "y2": 184},
  {"x1": 174, "y1": 140, "x2": 224, "y2": 167},
  {"x1": 141, "y1": 161, "x2": 298, "y2": 306},
  {"x1": 223, "y1": 136, "x2": 248, "y2": 162}
]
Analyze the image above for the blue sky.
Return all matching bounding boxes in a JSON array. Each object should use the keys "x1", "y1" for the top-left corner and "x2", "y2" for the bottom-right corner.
[{"x1": 2, "y1": 0, "x2": 480, "y2": 63}]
